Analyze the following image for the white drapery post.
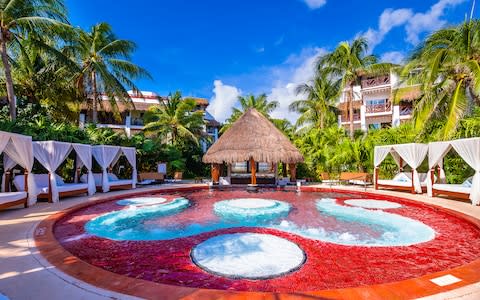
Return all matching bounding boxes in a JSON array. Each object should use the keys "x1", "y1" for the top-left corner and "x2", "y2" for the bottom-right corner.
[
  {"x1": 451, "y1": 138, "x2": 480, "y2": 205},
  {"x1": 73, "y1": 143, "x2": 96, "y2": 196},
  {"x1": 393, "y1": 143, "x2": 429, "y2": 194},
  {"x1": 427, "y1": 141, "x2": 451, "y2": 197},
  {"x1": 121, "y1": 147, "x2": 137, "y2": 188},
  {"x1": 33, "y1": 141, "x2": 73, "y2": 203},
  {"x1": 373, "y1": 146, "x2": 392, "y2": 185},
  {"x1": 0, "y1": 131, "x2": 37, "y2": 205},
  {"x1": 92, "y1": 145, "x2": 121, "y2": 193}
]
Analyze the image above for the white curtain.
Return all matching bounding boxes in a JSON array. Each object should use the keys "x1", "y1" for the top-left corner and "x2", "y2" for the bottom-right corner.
[
  {"x1": 451, "y1": 138, "x2": 480, "y2": 205},
  {"x1": 1, "y1": 156, "x2": 17, "y2": 192},
  {"x1": 33, "y1": 141, "x2": 73, "y2": 202},
  {"x1": 427, "y1": 141, "x2": 451, "y2": 196},
  {"x1": 393, "y1": 143, "x2": 429, "y2": 194},
  {"x1": 92, "y1": 146, "x2": 121, "y2": 192},
  {"x1": 374, "y1": 146, "x2": 392, "y2": 183},
  {"x1": 73, "y1": 143, "x2": 95, "y2": 196},
  {"x1": 1, "y1": 132, "x2": 37, "y2": 205},
  {"x1": 122, "y1": 147, "x2": 137, "y2": 188}
]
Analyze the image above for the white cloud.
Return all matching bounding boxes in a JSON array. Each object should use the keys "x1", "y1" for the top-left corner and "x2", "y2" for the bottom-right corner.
[
  {"x1": 359, "y1": 8, "x2": 413, "y2": 52},
  {"x1": 207, "y1": 47, "x2": 326, "y2": 124},
  {"x1": 406, "y1": 0, "x2": 466, "y2": 44},
  {"x1": 380, "y1": 51, "x2": 405, "y2": 64},
  {"x1": 359, "y1": 0, "x2": 466, "y2": 51},
  {"x1": 303, "y1": 0, "x2": 327, "y2": 10},
  {"x1": 207, "y1": 80, "x2": 241, "y2": 123}
]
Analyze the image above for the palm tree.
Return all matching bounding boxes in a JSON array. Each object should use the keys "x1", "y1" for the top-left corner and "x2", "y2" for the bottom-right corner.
[
  {"x1": 222, "y1": 94, "x2": 279, "y2": 132},
  {"x1": 144, "y1": 91, "x2": 205, "y2": 145},
  {"x1": 402, "y1": 20, "x2": 480, "y2": 139},
  {"x1": 0, "y1": 0, "x2": 69, "y2": 120},
  {"x1": 290, "y1": 72, "x2": 340, "y2": 131},
  {"x1": 317, "y1": 37, "x2": 391, "y2": 139},
  {"x1": 70, "y1": 23, "x2": 150, "y2": 123}
]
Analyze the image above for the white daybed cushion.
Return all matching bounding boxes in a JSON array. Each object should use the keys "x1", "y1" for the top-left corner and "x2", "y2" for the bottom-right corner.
[
  {"x1": 14, "y1": 174, "x2": 50, "y2": 191},
  {"x1": 57, "y1": 183, "x2": 89, "y2": 193},
  {"x1": 433, "y1": 184, "x2": 471, "y2": 195},
  {"x1": 378, "y1": 172, "x2": 431, "y2": 187},
  {"x1": 0, "y1": 192, "x2": 27, "y2": 205},
  {"x1": 109, "y1": 180, "x2": 132, "y2": 187}
]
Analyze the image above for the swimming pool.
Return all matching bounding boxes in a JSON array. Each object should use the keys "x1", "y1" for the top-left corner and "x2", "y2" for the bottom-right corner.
[{"x1": 53, "y1": 188, "x2": 480, "y2": 292}]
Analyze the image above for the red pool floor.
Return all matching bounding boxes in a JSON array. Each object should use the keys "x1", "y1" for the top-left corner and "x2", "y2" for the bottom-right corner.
[{"x1": 53, "y1": 189, "x2": 480, "y2": 293}]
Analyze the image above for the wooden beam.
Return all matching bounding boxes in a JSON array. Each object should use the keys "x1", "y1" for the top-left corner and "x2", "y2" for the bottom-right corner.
[
  {"x1": 289, "y1": 163, "x2": 296, "y2": 182},
  {"x1": 374, "y1": 167, "x2": 379, "y2": 190},
  {"x1": 250, "y1": 157, "x2": 256, "y2": 185}
]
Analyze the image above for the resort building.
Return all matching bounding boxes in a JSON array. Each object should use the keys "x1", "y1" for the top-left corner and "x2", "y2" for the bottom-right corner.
[
  {"x1": 79, "y1": 91, "x2": 220, "y2": 151},
  {"x1": 337, "y1": 71, "x2": 421, "y2": 132}
]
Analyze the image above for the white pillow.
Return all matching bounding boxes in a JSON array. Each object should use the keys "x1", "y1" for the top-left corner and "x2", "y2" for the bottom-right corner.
[
  {"x1": 393, "y1": 173, "x2": 410, "y2": 182},
  {"x1": 462, "y1": 177, "x2": 473, "y2": 188},
  {"x1": 108, "y1": 173, "x2": 119, "y2": 181},
  {"x1": 55, "y1": 174, "x2": 65, "y2": 186}
]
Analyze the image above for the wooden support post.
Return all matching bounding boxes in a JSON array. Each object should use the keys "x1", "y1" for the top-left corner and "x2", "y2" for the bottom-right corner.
[
  {"x1": 282, "y1": 162, "x2": 287, "y2": 178},
  {"x1": 211, "y1": 164, "x2": 220, "y2": 184},
  {"x1": 289, "y1": 163, "x2": 296, "y2": 182},
  {"x1": 250, "y1": 157, "x2": 256, "y2": 185},
  {"x1": 5, "y1": 170, "x2": 11, "y2": 192},
  {"x1": 48, "y1": 172, "x2": 53, "y2": 203},
  {"x1": 24, "y1": 170, "x2": 29, "y2": 208},
  {"x1": 430, "y1": 168, "x2": 436, "y2": 197},
  {"x1": 411, "y1": 169, "x2": 415, "y2": 194},
  {"x1": 374, "y1": 167, "x2": 379, "y2": 190},
  {"x1": 76, "y1": 167, "x2": 81, "y2": 183},
  {"x1": 399, "y1": 157, "x2": 404, "y2": 172}
]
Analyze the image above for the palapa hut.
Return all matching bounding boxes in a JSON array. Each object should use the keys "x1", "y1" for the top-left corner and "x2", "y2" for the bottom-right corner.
[{"x1": 203, "y1": 108, "x2": 304, "y2": 185}]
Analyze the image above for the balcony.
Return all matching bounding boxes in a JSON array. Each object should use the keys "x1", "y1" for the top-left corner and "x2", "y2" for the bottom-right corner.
[
  {"x1": 341, "y1": 114, "x2": 361, "y2": 123},
  {"x1": 361, "y1": 75, "x2": 390, "y2": 89},
  {"x1": 366, "y1": 102, "x2": 391, "y2": 114}
]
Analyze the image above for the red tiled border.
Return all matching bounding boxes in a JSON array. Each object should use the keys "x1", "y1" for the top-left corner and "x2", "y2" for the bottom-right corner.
[{"x1": 34, "y1": 185, "x2": 480, "y2": 300}]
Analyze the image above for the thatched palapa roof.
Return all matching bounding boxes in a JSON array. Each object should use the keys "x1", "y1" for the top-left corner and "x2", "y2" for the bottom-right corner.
[{"x1": 203, "y1": 108, "x2": 304, "y2": 164}]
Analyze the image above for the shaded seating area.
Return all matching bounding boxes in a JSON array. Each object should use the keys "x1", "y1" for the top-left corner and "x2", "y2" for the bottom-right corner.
[
  {"x1": 374, "y1": 143, "x2": 429, "y2": 194},
  {"x1": 91, "y1": 145, "x2": 137, "y2": 192},
  {"x1": 203, "y1": 108, "x2": 303, "y2": 185},
  {"x1": 23, "y1": 141, "x2": 96, "y2": 203},
  {"x1": 427, "y1": 138, "x2": 480, "y2": 205},
  {"x1": 0, "y1": 131, "x2": 36, "y2": 209}
]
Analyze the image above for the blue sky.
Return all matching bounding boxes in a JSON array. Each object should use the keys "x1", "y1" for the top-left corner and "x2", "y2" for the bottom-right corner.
[{"x1": 67, "y1": 0, "x2": 472, "y2": 122}]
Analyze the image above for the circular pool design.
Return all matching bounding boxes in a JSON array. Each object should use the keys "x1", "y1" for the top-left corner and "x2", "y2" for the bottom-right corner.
[
  {"x1": 53, "y1": 188, "x2": 480, "y2": 293},
  {"x1": 344, "y1": 199, "x2": 402, "y2": 209},
  {"x1": 191, "y1": 233, "x2": 306, "y2": 279},
  {"x1": 116, "y1": 197, "x2": 167, "y2": 206},
  {"x1": 214, "y1": 198, "x2": 291, "y2": 221}
]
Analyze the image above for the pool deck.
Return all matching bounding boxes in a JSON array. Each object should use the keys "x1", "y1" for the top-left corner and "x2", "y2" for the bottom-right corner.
[{"x1": 0, "y1": 183, "x2": 480, "y2": 300}]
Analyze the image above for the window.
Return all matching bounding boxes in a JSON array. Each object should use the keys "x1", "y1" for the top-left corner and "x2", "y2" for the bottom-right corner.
[{"x1": 366, "y1": 99, "x2": 386, "y2": 106}]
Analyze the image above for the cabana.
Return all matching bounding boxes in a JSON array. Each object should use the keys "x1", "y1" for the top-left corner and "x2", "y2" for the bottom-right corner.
[
  {"x1": 0, "y1": 131, "x2": 36, "y2": 209},
  {"x1": 374, "y1": 143, "x2": 429, "y2": 194},
  {"x1": 428, "y1": 138, "x2": 480, "y2": 205},
  {"x1": 203, "y1": 108, "x2": 304, "y2": 185},
  {"x1": 23, "y1": 141, "x2": 95, "y2": 203},
  {"x1": 91, "y1": 145, "x2": 137, "y2": 192}
]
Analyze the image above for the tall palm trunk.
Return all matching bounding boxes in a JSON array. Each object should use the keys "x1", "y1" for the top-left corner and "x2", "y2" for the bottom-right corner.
[
  {"x1": 91, "y1": 71, "x2": 98, "y2": 124},
  {"x1": 348, "y1": 87, "x2": 354, "y2": 140},
  {"x1": 0, "y1": 30, "x2": 17, "y2": 120}
]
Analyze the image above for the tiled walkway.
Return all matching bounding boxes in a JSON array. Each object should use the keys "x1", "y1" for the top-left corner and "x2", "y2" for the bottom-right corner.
[{"x1": 0, "y1": 183, "x2": 479, "y2": 300}]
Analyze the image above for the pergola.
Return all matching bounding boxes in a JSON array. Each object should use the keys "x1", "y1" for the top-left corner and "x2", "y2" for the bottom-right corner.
[{"x1": 202, "y1": 108, "x2": 304, "y2": 185}]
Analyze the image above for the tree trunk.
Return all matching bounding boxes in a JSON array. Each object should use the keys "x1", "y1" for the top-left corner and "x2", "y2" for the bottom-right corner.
[
  {"x1": 91, "y1": 71, "x2": 98, "y2": 124},
  {"x1": 0, "y1": 30, "x2": 17, "y2": 121},
  {"x1": 348, "y1": 87, "x2": 354, "y2": 140}
]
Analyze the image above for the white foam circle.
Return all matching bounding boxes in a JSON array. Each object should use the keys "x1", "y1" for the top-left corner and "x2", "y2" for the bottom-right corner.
[
  {"x1": 344, "y1": 199, "x2": 402, "y2": 209},
  {"x1": 116, "y1": 197, "x2": 167, "y2": 206},
  {"x1": 226, "y1": 198, "x2": 277, "y2": 209},
  {"x1": 191, "y1": 233, "x2": 305, "y2": 279}
]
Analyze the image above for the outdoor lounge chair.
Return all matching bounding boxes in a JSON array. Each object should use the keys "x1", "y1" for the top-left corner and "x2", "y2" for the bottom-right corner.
[
  {"x1": 376, "y1": 172, "x2": 430, "y2": 193},
  {"x1": 0, "y1": 192, "x2": 28, "y2": 210},
  {"x1": 14, "y1": 174, "x2": 88, "y2": 203},
  {"x1": 432, "y1": 177, "x2": 472, "y2": 200},
  {"x1": 83, "y1": 173, "x2": 133, "y2": 192}
]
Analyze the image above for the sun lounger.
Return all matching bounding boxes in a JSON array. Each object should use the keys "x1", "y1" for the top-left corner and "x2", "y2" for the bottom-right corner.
[
  {"x1": 376, "y1": 172, "x2": 430, "y2": 193},
  {"x1": 14, "y1": 174, "x2": 88, "y2": 203},
  {"x1": 83, "y1": 173, "x2": 133, "y2": 192},
  {"x1": 0, "y1": 192, "x2": 28, "y2": 210}
]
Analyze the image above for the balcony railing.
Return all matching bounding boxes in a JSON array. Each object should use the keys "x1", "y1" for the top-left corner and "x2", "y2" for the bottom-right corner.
[
  {"x1": 366, "y1": 102, "x2": 391, "y2": 114},
  {"x1": 361, "y1": 75, "x2": 390, "y2": 89},
  {"x1": 341, "y1": 114, "x2": 360, "y2": 122}
]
